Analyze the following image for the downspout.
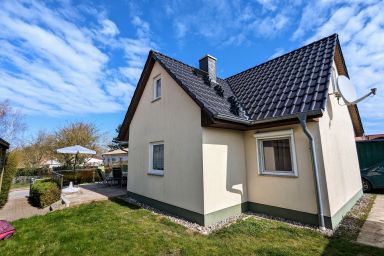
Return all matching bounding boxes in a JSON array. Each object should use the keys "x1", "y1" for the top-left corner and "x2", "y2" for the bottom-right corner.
[{"x1": 297, "y1": 113, "x2": 326, "y2": 230}]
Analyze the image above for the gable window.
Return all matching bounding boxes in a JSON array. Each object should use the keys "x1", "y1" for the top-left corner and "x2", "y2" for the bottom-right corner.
[
  {"x1": 153, "y1": 77, "x2": 161, "y2": 100},
  {"x1": 148, "y1": 142, "x2": 164, "y2": 176},
  {"x1": 254, "y1": 129, "x2": 298, "y2": 177}
]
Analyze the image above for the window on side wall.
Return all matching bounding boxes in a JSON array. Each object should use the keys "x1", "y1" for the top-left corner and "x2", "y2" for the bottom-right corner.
[
  {"x1": 254, "y1": 129, "x2": 298, "y2": 177},
  {"x1": 148, "y1": 142, "x2": 164, "y2": 176},
  {"x1": 153, "y1": 76, "x2": 161, "y2": 101}
]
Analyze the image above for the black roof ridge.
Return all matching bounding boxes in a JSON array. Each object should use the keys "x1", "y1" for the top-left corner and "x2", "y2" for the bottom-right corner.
[
  {"x1": 150, "y1": 50, "x2": 226, "y2": 81},
  {"x1": 224, "y1": 33, "x2": 338, "y2": 81}
]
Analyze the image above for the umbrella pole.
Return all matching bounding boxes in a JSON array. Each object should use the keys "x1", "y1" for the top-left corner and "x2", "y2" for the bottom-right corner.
[{"x1": 74, "y1": 153, "x2": 78, "y2": 185}]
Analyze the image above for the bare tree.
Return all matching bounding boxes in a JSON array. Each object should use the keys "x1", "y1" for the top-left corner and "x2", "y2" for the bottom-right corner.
[
  {"x1": 20, "y1": 131, "x2": 55, "y2": 169},
  {"x1": 0, "y1": 100, "x2": 26, "y2": 146},
  {"x1": 53, "y1": 121, "x2": 101, "y2": 166}
]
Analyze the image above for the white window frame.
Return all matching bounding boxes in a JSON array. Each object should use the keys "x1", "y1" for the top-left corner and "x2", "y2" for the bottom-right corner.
[
  {"x1": 148, "y1": 141, "x2": 164, "y2": 176},
  {"x1": 153, "y1": 75, "x2": 161, "y2": 101},
  {"x1": 254, "y1": 129, "x2": 298, "y2": 177}
]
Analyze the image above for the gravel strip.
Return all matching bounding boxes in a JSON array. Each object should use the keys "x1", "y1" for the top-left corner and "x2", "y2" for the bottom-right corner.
[
  {"x1": 333, "y1": 194, "x2": 374, "y2": 239},
  {"x1": 119, "y1": 194, "x2": 372, "y2": 236},
  {"x1": 120, "y1": 196, "x2": 246, "y2": 235},
  {"x1": 246, "y1": 211, "x2": 334, "y2": 236}
]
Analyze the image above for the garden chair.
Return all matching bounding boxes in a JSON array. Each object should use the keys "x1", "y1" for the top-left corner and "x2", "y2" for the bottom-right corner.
[
  {"x1": 112, "y1": 167, "x2": 123, "y2": 187},
  {"x1": 97, "y1": 169, "x2": 112, "y2": 186}
]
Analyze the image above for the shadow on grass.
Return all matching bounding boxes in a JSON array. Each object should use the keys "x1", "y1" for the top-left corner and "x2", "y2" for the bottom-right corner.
[
  {"x1": 322, "y1": 218, "x2": 384, "y2": 256},
  {"x1": 109, "y1": 197, "x2": 141, "y2": 210},
  {"x1": 322, "y1": 194, "x2": 383, "y2": 255}
]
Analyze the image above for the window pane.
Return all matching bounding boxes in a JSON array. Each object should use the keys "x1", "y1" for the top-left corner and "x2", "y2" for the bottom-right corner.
[
  {"x1": 152, "y1": 144, "x2": 164, "y2": 170},
  {"x1": 156, "y1": 79, "x2": 161, "y2": 98},
  {"x1": 262, "y1": 139, "x2": 292, "y2": 172}
]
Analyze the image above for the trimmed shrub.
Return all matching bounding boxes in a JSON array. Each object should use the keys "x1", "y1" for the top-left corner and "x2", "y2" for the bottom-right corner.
[
  {"x1": 0, "y1": 152, "x2": 19, "y2": 208},
  {"x1": 30, "y1": 179, "x2": 61, "y2": 208}
]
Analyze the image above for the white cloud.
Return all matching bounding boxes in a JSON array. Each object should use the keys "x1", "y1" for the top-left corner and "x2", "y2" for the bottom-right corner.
[
  {"x1": 100, "y1": 19, "x2": 120, "y2": 36},
  {"x1": 175, "y1": 21, "x2": 188, "y2": 39},
  {"x1": 252, "y1": 14, "x2": 289, "y2": 37},
  {"x1": 0, "y1": 0, "x2": 154, "y2": 116},
  {"x1": 268, "y1": 48, "x2": 285, "y2": 60},
  {"x1": 255, "y1": 0, "x2": 277, "y2": 11},
  {"x1": 293, "y1": 0, "x2": 384, "y2": 132},
  {"x1": 167, "y1": 0, "x2": 291, "y2": 46}
]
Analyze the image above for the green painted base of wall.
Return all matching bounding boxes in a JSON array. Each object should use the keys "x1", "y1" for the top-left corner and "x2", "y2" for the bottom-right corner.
[
  {"x1": 127, "y1": 189, "x2": 363, "y2": 229},
  {"x1": 204, "y1": 203, "x2": 248, "y2": 226},
  {"x1": 329, "y1": 189, "x2": 363, "y2": 228},
  {"x1": 127, "y1": 191, "x2": 205, "y2": 225},
  {"x1": 247, "y1": 202, "x2": 332, "y2": 228}
]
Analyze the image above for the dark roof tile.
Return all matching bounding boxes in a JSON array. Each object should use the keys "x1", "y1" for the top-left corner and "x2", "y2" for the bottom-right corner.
[{"x1": 151, "y1": 34, "x2": 338, "y2": 123}]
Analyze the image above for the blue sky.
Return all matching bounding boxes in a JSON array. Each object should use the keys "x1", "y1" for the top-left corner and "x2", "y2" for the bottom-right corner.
[{"x1": 0, "y1": 0, "x2": 383, "y2": 144}]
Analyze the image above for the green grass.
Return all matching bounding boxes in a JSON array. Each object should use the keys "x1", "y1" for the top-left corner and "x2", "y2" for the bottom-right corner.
[
  {"x1": 0, "y1": 197, "x2": 383, "y2": 256},
  {"x1": 10, "y1": 183, "x2": 30, "y2": 190}
]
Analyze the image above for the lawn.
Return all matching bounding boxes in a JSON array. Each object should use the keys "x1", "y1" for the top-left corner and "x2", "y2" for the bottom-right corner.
[
  {"x1": 10, "y1": 182, "x2": 30, "y2": 190},
  {"x1": 0, "y1": 197, "x2": 382, "y2": 256}
]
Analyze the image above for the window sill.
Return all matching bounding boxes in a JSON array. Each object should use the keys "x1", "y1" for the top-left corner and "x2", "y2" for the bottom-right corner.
[
  {"x1": 147, "y1": 169, "x2": 164, "y2": 176},
  {"x1": 151, "y1": 97, "x2": 161, "y2": 103},
  {"x1": 259, "y1": 171, "x2": 298, "y2": 178}
]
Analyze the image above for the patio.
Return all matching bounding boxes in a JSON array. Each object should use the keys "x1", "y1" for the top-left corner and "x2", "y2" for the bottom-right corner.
[
  {"x1": 61, "y1": 183, "x2": 126, "y2": 207},
  {"x1": 0, "y1": 183, "x2": 126, "y2": 222}
]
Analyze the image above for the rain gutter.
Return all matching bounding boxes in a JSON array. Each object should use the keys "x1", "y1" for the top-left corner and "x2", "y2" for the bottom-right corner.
[
  {"x1": 213, "y1": 110, "x2": 326, "y2": 230},
  {"x1": 297, "y1": 113, "x2": 326, "y2": 230}
]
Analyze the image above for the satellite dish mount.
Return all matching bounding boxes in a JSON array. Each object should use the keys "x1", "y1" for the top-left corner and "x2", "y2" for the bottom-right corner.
[{"x1": 335, "y1": 75, "x2": 377, "y2": 105}]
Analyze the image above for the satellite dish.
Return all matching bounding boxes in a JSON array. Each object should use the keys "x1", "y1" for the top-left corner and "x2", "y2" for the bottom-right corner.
[{"x1": 336, "y1": 75, "x2": 377, "y2": 105}]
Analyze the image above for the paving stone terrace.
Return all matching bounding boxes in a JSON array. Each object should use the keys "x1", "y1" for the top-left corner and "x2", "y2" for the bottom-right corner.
[
  {"x1": 357, "y1": 194, "x2": 384, "y2": 248},
  {"x1": 0, "y1": 184, "x2": 126, "y2": 222}
]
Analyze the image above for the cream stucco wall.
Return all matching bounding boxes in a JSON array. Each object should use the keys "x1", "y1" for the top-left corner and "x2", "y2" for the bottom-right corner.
[
  {"x1": 244, "y1": 124, "x2": 331, "y2": 216},
  {"x1": 202, "y1": 128, "x2": 247, "y2": 214},
  {"x1": 318, "y1": 63, "x2": 362, "y2": 216},
  {"x1": 128, "y1": 61, "x2": 204, "y2": 214},
  {"x1": 127, "y1": 60, "x2": 360, "y2": 222}
]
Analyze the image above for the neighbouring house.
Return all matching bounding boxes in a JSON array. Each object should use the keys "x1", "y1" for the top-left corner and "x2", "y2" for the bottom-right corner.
[
  {"x1": 102, "y1": 148, "x2": 128, "y2": 170},
  {"x1": 117, "y1": 34, "x2": 364, "y2": 229},
  {"x1": 0, "y1": 138, "x2": 10, "y2": 191},
  {"x1": 0, "y1": 139, "x2": 9, "y2": 171},
  {"x1": 83, "y1": 157, "x2": 103, "y2": 167},
  {"x1": 356, "y1": 133, "x2": 384, "y2": 141},
  {"x1": 42, "y1": 159, "x2": 61, "y2": 169}
]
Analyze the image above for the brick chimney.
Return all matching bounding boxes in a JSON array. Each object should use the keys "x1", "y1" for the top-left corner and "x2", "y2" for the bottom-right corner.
[{"x1": 199, "y1": 54, "x2": 217, "y2": 83}]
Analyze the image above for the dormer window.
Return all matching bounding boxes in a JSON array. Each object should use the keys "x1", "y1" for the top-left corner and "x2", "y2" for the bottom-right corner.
[{"x1": 153, "y1": 76, "x2": 161, "y2": 101}]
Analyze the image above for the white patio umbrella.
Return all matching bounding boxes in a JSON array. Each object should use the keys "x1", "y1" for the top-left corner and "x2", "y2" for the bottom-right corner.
[{"x1": 56, "y1": 145, "x2": 96, "y2": 185}]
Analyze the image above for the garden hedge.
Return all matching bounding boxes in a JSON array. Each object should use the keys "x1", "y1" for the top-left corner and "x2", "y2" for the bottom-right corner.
[
  {"x1": 60, "y1": 169, "x2": 101, "y2": 186},
  {"x1": 16, "y1": 167, "x2": 49, "y2": 177},
  {"x1": 0, "y1": 152, "x2": 19, "y2": 209},
  {"x1": 30, "y1": 179, "x2": 61, "y2": 208}
]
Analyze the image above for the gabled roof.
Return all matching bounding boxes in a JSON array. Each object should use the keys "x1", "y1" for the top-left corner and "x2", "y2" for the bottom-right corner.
[
  {"x1": 153, "y1": 51, "x2": 249, "y2": 120},
  {"x1": 102, "y1": 148, "x2": 128, "y2": 156},
  {"x1": 118, "y1": 34, "x2": 363, "y2": 140},
  {"x1": 226, "y1": 34, "x2": 336, "y2": 122},
  {"x1": 0, "y1": 138, "x2": 9, "y2": 149}
]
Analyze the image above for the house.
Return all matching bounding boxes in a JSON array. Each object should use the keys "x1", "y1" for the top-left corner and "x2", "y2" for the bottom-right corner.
[
  {"x1": 83, "y1": 157, "x2": 103, "y2": 167},
  {"x1": 356, "y1": 133, "x2": 384, "y2": 141},
  {"x1": 102, "y1": 148, "x2": 128, "y2": 170},
  {"x1": 117, "y1": 34, "x2": 363, "y2": 230},
  {"x1": 0, "y1": 138, "x2": 9, "y2": 169},
  {"x1": 0, "y1": 138, "x2": 10, "y2": 191},
  {"x1": 42, "y1": 159, "x2": 61, "y2": 169}
]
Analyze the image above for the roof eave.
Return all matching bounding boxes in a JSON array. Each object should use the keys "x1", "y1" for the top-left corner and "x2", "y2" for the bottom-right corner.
[
  {"x1": 213, "y1": 109, "x2": 324, "y2": 126},
  {"x1": 0, "y1": 138, "x2": 10, "y2": 149}
]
